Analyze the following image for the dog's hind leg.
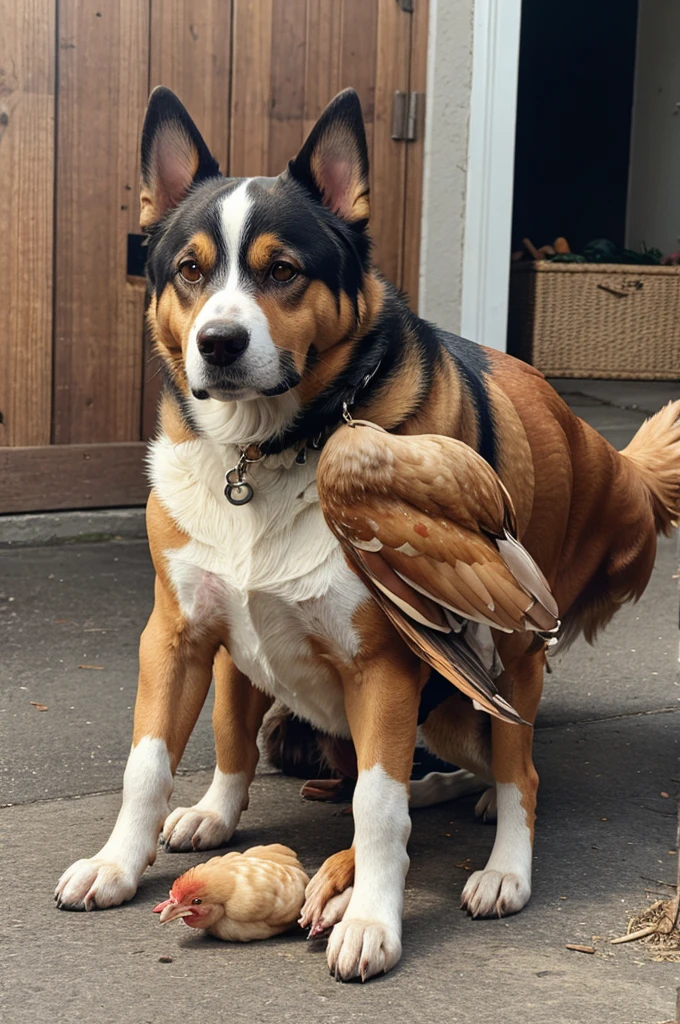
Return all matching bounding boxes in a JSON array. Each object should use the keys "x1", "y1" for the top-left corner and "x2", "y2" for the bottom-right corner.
[
  {"x1": 461, "y1": 645, "x2": 544, "y2": 918},
  {"x1": 409, "y1": 769, "x2": 489, "y2": 809},
  {"x1": 162, "y1": 649, "x2": 271, "y2": 851},
  {"x1": 55, "y1": 580, "x2": 218, "y2": 910}
]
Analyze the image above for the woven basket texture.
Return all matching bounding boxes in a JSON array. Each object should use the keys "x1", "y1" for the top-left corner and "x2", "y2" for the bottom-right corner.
[{"x1": 508, "y1": 262, "x2": 680, "y2": 380}]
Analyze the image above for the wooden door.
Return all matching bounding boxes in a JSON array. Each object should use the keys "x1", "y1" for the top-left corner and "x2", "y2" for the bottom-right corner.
[
  {"x1": 0, "y1": 0, "x2": 428, "y2": 515},
  {"x1": 229, "y1": 0, "x2": 424, "y2": 292}
]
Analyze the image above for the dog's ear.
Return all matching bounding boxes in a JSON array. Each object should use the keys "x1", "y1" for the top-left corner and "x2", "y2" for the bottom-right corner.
[
  {"x1": 288, "y1": 88, "x2": 369, "y2": 227},
  {"x1": 140, "y1": 87, "x2": 220, "y2": 229}
]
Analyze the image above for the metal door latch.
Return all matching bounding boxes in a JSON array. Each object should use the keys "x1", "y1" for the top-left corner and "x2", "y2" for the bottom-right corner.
[{"x1": 392, "y1": 91, "x2": 421, "y2": 141}]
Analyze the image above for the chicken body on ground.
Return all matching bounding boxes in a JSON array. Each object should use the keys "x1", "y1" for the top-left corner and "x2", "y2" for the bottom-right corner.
[{"x1": 153, "y1": 844, "x2": 309, "y2": 942}]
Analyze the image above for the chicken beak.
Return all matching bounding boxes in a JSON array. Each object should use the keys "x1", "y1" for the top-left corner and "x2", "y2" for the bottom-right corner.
[{"x1": 153, "y1": 898, "x2": 193, "y2": 924}]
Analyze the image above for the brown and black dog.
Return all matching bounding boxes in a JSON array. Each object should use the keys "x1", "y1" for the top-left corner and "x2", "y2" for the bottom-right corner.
[{"x1": 55, "y1": 87, "x2": 680, "y2": 982}]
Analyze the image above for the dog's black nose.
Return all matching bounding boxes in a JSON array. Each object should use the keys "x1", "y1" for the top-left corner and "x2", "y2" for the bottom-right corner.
[{"x1": 196, "y1": 322, "x2": 250, "y2": 366}]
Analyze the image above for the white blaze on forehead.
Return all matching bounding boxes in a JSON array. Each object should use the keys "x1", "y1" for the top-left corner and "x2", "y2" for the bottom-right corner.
[
  {"x1": 219, "y1": 179, "x2": 253, "y2": 287},
  {"x1": 185, "y1": 178, "x2": 286, "y2": 399}
]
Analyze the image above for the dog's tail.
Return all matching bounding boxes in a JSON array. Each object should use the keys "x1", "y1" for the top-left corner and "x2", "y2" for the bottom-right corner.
[
  {"x1": 555, "y1": 401, "x2": 680, "y2": 652},
  {"x1": 619, "y1": 400, "x2": 680, "y2": 536}
]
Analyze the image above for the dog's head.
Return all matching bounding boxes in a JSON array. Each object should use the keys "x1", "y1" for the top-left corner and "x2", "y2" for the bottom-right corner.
[{"x1": 141, "y1": 87, "x2": 380, "y2": 434}]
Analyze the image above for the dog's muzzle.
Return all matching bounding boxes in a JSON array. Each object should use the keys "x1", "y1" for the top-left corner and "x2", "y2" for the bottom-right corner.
[{"x1": 196, "y1": 320, "x2": 250, "y2": 367}]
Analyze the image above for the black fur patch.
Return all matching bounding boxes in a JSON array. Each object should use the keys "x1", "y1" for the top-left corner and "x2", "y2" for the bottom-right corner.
[
  {"x1": 418, "y1": 670, "x2": 457, "y2": 725},
  {"x1": 162, "y1": 364, "x2": 200, "y2": 434},
  {"x1": 439, "y1": 330, "x2": 497, "y2": 468}
]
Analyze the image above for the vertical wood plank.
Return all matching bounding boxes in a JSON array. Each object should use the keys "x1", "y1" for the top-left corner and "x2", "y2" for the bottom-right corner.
[
  {"x1": 0, "y1": 0, "x2": 55, "y2": 447},
  {"x1": 149, "y1": 0, "x2": 232, "y2": 173},
  {"x1": 371, "y1": 0, "x2": 410, "y2": 286},
  {"x1": 337, "y1": 0, "x2": 378, "y2": 126},
  {"x1": 53, "y1": 0, "x2": 149, "y2": 445},
  {"x1": 402, "y1": 0, "x2": 429, "y2": 310},
  {"x1": 229, "y1": 0, "x2": 274, "y2": 175},
  {"x1": 303, "y1": 0, "x2": 342, "y2": 137},
  {"x1": 266, "y1": 0, "x2": 307, "y2": 175}
]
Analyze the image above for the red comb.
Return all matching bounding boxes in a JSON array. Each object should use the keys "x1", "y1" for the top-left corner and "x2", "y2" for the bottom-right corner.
[{"x1": 170, "y1": 872, "x2": 203, "y2": 903}]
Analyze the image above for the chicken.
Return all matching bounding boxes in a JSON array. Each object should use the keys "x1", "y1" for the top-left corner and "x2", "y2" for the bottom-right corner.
[
  {"x1": 317, "y1": 420, "x2": 560, "y2": 724},
  {"x1": 153, "y1": 844, "x2": 309, "y2": 941}
]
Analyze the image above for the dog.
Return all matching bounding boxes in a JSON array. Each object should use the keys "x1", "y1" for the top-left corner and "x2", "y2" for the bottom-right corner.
[{"x1": 55, "y1": 86, "x2": 680, "y2": 982}]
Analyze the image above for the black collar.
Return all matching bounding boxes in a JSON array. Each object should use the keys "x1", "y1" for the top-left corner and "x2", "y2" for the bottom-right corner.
[
  {"x1": 258, "y1": 353, "x2": 385, "y2": 457},
  {"x1": 223, "y1": 356, "x2": 383, "y2": 505}
]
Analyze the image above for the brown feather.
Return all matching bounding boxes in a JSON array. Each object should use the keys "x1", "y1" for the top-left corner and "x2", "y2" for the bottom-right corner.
[
  {"x1": 318, "y1": 422, "x2": 560, "y2": 721},
  {"x1": 348, "y1": 548, "x2": 527, "y2": 724}
]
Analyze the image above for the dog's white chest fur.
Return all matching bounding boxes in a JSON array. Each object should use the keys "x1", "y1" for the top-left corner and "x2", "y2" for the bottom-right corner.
[{"x1": 149, "y1": 432, "x2": 367, "y2": 735}]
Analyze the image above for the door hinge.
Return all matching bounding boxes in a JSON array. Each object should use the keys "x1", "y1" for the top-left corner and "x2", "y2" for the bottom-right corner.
[
  {"x1": 396, "y1": 0, "x2": 414, "y2": 12},
  {"x1": 391, "y1": 91, "x2": 422, "y2": 142}
]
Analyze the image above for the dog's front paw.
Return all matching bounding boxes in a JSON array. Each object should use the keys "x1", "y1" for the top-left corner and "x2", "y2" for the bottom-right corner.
[
  {"x1": 326, "y1": 918, "x2": 402, "y2": 982},
  {"x1": 161, "y1": 806, "x2": 235, "y2": 852},
  {"x1": 55, "y1": 858, "x2": 138, "y2": 911},
  {"x1": 461, "y1": 869, "x2": 530, "y2": 918},
  {"x1": 300, "y1": 848, "x2": 355, "y2": 936}
]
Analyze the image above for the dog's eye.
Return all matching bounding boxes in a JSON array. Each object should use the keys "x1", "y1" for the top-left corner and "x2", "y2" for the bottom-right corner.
[
  {"x1": 270, "y1": 261, "x2": 297, "y2": 283},
  {"x1": 179, "y1": 260, "x2": 202, "y2": 284},
  {"x1": 192, "y1": 898, "x2": 202, "y2": 905}
]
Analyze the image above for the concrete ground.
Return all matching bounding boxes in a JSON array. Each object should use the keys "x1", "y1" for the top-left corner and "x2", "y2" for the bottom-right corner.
[{"x1": 1, "y1": 379, "x2": 679, "y2": 1024}]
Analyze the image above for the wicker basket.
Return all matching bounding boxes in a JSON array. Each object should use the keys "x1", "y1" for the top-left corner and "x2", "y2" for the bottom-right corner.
[{"x1": 508, "y1": 261, "x2": 680, "y2": 380}]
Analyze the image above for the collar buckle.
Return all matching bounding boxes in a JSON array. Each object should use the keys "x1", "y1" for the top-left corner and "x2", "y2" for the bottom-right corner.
[{"x1": 224, "y1": 446, "x2": 264, "y2": 506}]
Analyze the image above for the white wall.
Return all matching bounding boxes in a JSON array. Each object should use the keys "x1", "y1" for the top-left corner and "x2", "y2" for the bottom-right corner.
[
  {"x1": 626, "y1": 0, "x2": 680, "y2": 256},
  {"x1": 418, "y1": 0, "x2": 474, "y2": 334},
  {"x1": 459, "y1": 0, "x2": 521, "y2": 350},
  {"x1": 419, "y1": 0, "x2": 521, "y2": 350}
]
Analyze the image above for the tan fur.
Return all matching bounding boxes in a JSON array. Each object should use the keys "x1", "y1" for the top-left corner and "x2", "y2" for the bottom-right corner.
[
  {"x1": 257, "y1": 281, "x2": 356, "y2": 374},
  {"x1": 620, "y1": 401, "x2": 680, "y2": 533},
  {"x1": 298, "y1": 847, "x2": 356, "y2": 929},
  {"x1": 344, "y1": 598, "x2": 429, "y2": 779},
  {"x1": 155, "y1": 285, "x2": 211, "y2": 360},
  {"x1": 140, "y1": 122, "x2": 200, "y2": 229},
  {"x1": 147, "y1": 282, "x2": 212, "y2": 407},
  {"x1": 365, "y1": 331, "x2": 428, "y2": 429},
  {"x1": 400, "y1": 353, "x2": 479, "y2": 451},
  {"x1": 247, "y1": 232, "x2": 286, "y2": 274},
  {"x1": 188, "y1": 231, "x2": 218, "y2": 274},
  {"x1": 485, "y1": 380, "x2": 535, "y2": 536},
  {"x1": 132, "y1": 494, "x2": 218, "y2": 766},
  {"x1": 260, "y1": 273, "x2": 385, "y2": 401},
  {"x1": 420, "y1": 692, "x2": 492, "y2": 780},
  {"x1": 212, "y1": 651, "x2": 272, "y2": 781},
  {"x1": 309, "y1": 123, "x2": 370, "y2": 223},
  {"x1": 158, "y1": 391, "x2": 196, "y2": 444},
  {"x1": 487, "y1": 639, "x2": 544, "y2": 839}
]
